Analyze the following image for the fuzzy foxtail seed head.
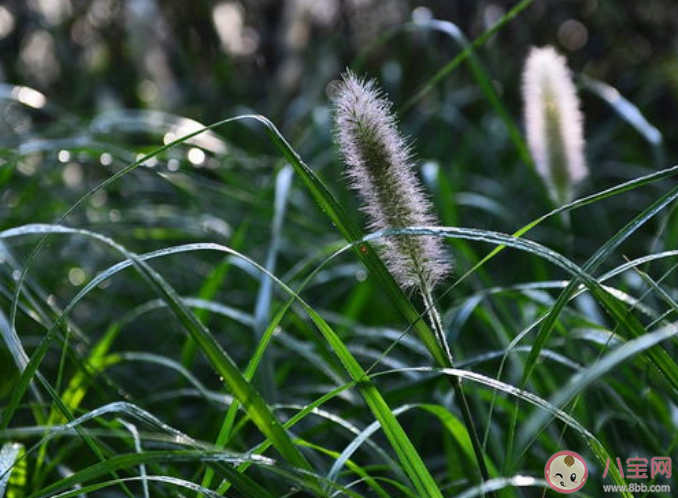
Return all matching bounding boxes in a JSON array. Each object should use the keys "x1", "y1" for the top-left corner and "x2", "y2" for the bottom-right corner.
[
  {"x1": 523, "y1": 46, "x2": 587, "y2": 205},
  {"x1": 332, "y1": 71, "x2": 451, "y2": 290}
]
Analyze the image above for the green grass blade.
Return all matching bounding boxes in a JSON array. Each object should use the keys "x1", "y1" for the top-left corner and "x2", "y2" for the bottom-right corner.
[
  {"x1": 1, "y1": 226, "x2": 442, "y2": 496},
  {"x1": 37, "y1": 476, "x2": 224, "y2": 498},
  {"x1": 253, "y1": 164, "x2": 294, "y2": 399},
  {"x1": 410, "y1": 19, "x2": 534, "y2": 170},
  {"x1": 400, "y1": 0, "x2": 537, "y2": 113},
  {"x1": 456, "y1": 476, "x2": 548, "y2": 498},
  {"x1": 519, "y1": 321, "x2": 678, "y2": 451},
  {"x1": 582, "y1": 75, "x2": 664, "y2": 166},
  {"x1": 372, "y1": 366, "x2": 633, "y2": 498},
  {"x1": 24, "y1": 451, "x2": 277, "y2": 498},
  {"x1": 521, "y1": 183, "x2": 678, "y2": 391},
  {"x1": 0, "y1": 227, "x2": 319, "y2": 493},
  {"x1": 253, "y1": 115, "x2": 449, "y2": 368},
  {"x1": 0, "y1": 444, "x2": 22, "y2": 498}
]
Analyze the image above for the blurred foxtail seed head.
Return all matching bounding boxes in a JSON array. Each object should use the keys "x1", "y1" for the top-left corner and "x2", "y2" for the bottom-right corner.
[{"x1": 523, "y1": 46, "x2": 587, "y2": 205}]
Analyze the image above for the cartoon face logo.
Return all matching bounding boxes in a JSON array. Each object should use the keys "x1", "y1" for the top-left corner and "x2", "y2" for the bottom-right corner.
[{"x1": 545, "y1": 451, "x2": 588, "y2": 493}]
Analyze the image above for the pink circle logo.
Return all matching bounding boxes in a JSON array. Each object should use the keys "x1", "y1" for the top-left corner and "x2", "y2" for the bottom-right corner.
[{"x1": 545, "y1": 450, "x2": 588, "y2": 493}]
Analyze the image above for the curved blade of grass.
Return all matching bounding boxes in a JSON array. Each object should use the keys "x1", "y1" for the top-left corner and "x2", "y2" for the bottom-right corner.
[
  {"x1": 521, "y1": 182, "x2": 678, "y2": 391},
  {"x1": 133, "y1": 297, "x2": 254, "y2": 327},
  {"x1": 118, "y1": 352, "x2": 234, "y2": 405},
  {"x1": 0, "y1": 307, "x2": 29, "y2": 372},
  {"x1": 630, "y1": 262, "x2": 678, "y2": 319},
  {"x1": 0, "y1": 444, "x2": 22, "y2": 498},
  {"x1": 327, "y1": 404, "x2": 411, "y2": 486},
  {"x1": 0, "y1": 227, "x2": 318, "y2": 491},
  {"x1": 277, "y1": 403, "x2": 402, "y2": 478},
  {"x1": 8, "y1": 118, "x2": 676, "y2": 498},
  {"x1": 400, "y1": 0, "x2": 537, "y2": 113},
  {"x1": 1, "y1": 226, "x2": 441, "y2": 497},
  {"x1": 2, "y1": 401, "x2": 194, "y2": 482},
  {"x1": 46, "y1": 473, "x2": 369, "y2": 498},
  {"x1": 89, "y1": 108, "x2": 229, "y2": 154},
  {"x1": 519, "y1": 321, "x2": 678, "y2": 451},
  {"x1": 297, "y1": 439, "x2": 392, "y2": 498},
  {"x1": 328, "y1": 403, "x2": 499, "y2": 485},
  {"x1": 220, "y1": 382, "x2": 360, "y2": 494},
  {"x1": 581, "y1": 75, "x2": 664, "y2": 166},
  {"x1": 456, "y1": 476, "x2": 548, "y2": 498},
  {"x1": 4, "y1": 400, "x2": 297, "y2": 496},
  {"x1": 47, "y1": 475, "x2": 224, "y2": 498},
  {"x1": 117, "y1": 421, "x2": 148, "y2": 498},
  {"x1": 25, "y1": 451, "x2": 278, "y2": 498},
  {"x1": 460, "y1": 345, "x2": 582, "y2": 372},
  {"x1": 253, "y1": 164, "x2": 294, "y2": 399},
  {"x1": 370, "y1": 367, "x2": 632, "y2": 497}
]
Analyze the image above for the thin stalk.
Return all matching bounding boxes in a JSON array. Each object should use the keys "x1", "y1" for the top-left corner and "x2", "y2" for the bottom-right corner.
[{"x1": 420, "y1": 280, "x2": 494, "y2": 498}]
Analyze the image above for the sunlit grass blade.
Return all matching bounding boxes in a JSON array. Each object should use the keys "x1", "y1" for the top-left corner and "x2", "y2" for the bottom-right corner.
[
  {"x1": 0, "y1": 226, "x2": 319, "y2": 493},
  {"x1": 456, "y1": 476, "x2": 548, "y2": 498},
  {"x1": 1, "y1": 226, "x2": 442, "y2": 497},
  {"x1": 327, "y1": 402, "x2": 499, "y2": 487},
  {"x1": 371, "y1": 366, "x2": 632, "y2": 497},
  {"x1": 253, "y1": 165, "x2": 294, "y2": 399},
  {"x1": 582, "y1": 75, "x2": 664, "y2": 166},
  {"x1": 0, "y1": 443, "x2": 23, "y2": 498},
  {"x1": 24, "y1": 451, "x2": 278, "y2": 498},
  {"x1": 42, "y1": 476, "x2": 225, "y2": 498},
  {"x1": 518, "y1": 321, "x2": 678, "y2": 452},
  {"x1": 253, "y1": 115, "x2": 448, "y2": 366},
  {"x1": 521, "y1": 182, "x2": 678, "y2": 391}
]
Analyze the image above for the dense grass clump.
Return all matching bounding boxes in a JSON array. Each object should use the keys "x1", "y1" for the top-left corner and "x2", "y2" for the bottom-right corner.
[{"x1": 1, "y1": 2, "x2": 678, "y2": 498}]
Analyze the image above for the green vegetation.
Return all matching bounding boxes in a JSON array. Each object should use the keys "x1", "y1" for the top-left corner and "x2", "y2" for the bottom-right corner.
[{"x1": 1, "y1": 1, "x2": 677, "y2": 497}]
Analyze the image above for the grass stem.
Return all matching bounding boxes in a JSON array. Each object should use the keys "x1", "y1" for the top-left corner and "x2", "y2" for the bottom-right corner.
[{"x1": 420, "y1": 281, "x2": 495, "y2": 498}]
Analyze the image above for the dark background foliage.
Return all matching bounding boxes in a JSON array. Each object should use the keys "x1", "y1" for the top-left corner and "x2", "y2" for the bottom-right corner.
[{"x1": 2, "y1": 1, "x2": 678, "y2": 123}]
